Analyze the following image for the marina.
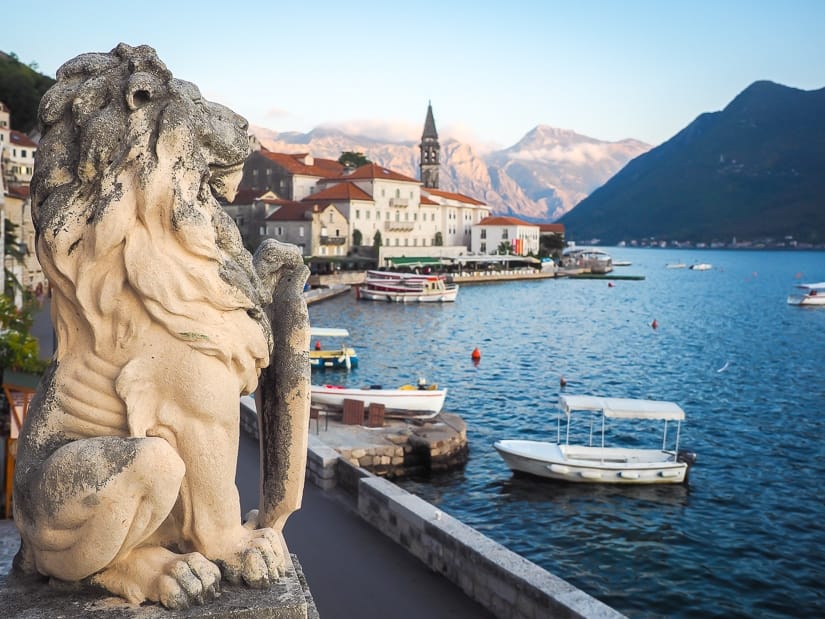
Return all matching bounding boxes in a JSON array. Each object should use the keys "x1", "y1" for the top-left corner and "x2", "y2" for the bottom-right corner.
[{"x1": 308, "y1": 247, "x2": 825, "y2": 618}]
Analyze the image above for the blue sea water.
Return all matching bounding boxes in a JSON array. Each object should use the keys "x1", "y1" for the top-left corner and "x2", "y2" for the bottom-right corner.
[{"x1": 307, "y1": 248, "x2": 825, "y2": 618}]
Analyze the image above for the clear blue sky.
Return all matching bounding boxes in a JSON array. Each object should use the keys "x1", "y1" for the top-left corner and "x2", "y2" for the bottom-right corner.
[{"x1": 5, "y1": 0, "x2": 824, "y2": 148}]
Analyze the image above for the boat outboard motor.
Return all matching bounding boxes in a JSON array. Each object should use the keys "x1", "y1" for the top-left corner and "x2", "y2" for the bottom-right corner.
[{"x1": 677, "y1": 450, "x2": 697, "y2": 466}]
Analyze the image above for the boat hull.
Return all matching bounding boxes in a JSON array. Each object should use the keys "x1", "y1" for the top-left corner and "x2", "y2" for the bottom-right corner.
[
  {"x1": 311, "y1": 385, "x2": 447, "y2": 414},
  {"x1": 494, "y1": 440, "x2": 688, "y2": 484},
  {"x1": 787, "y1": 295, "x2": 825, "y2": 306},
  {"x1": 309, "y1": 349, "x2": 359, "y2": 370},
  {"x1": 355, "y1": 285, "x2": 458, "y2": 303}
]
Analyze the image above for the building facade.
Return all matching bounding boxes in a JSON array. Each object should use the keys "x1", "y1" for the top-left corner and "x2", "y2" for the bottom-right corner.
[{"x1": 471, "y1": 216, "x2": 540, "y2": 256}]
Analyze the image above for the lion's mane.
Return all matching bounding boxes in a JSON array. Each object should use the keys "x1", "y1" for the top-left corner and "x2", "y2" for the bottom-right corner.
[{"x1": 30, "y1": 43, "x2": 270, "y2": 392}]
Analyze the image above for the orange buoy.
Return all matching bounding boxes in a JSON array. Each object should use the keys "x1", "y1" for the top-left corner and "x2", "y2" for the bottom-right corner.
[
  {"x1": 315, "y1": 340, "x2": 322, "y2": 350},
  {"x1": 471, "y1": 347, "x2": 481, "y2": 361},
  {"x1": 651, "y1": 319, "x2": 658, "y2": 330}
]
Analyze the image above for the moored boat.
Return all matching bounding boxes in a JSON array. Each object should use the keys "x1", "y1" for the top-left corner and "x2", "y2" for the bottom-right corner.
[
  {"x1": 310, "y1": 382, "x2": 447, "y2": 416},
  {"x1": 689, "y1": 263, "x2": 712, "y2": 271},
  {"x1": 355, "y1": 270, "x2": 458, "y2": 303},
  {"x1": 787, "y1": 281, "x2": 825, "y2": 306},
  {"x1": 310, "y1": 327, "x2": 358, "y2": 370},
  {"x1": 494, "y1": 395, "x2": 696, "y2": 484}
]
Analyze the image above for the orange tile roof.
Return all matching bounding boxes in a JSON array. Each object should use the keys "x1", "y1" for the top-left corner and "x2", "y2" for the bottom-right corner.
[
  {"x1": 303, "y1": 182, "x2": 373, "y2": 202},
  {"x1": 424, "y1": 188, "x2": 485, "y2": 206},
  {"x1": 328, "y1": 163, "x2": 419, "y2": 183},
  {"x1": 265, "y1": 202, "x2": 315, "y2": 221},
  {"x1": 419, "y1": 195, "x2": 439, "y2": 206},
  {"x1": 258, "y1": 151, "x2": 344, "y2": 177},
  {"x1": 227, "y1": 189, "x2": 270, "y2": 205},
  {"x1": 478, "y1": 216, "x2": 537, "y2": 227},
  {"x1": 539, "y1": 223, "x2": 565, "y2": 234},
  {"x1": 9, "y1": 130, "x2": 37, "y2": 148}
]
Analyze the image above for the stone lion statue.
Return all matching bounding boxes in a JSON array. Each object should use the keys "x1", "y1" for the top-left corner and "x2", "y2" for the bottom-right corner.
[{"x1": 13, "y1": 43, "x2": 310, "y2": 609}]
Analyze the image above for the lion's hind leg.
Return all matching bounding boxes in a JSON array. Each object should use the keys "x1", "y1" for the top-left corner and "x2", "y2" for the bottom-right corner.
[{"x1": 15, "y1": 434, "x2": 216, "y2": 607}]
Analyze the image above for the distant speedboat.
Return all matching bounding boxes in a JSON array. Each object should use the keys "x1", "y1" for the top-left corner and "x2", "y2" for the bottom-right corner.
[
  {"x1": 689, "y1": 263, "x2": 712, "y2": 271},
  {"x1": 666, "y1": 262, "x2": 687, "y2": 269},
  {"x1": 494, "y1": 395, "x2": 696, "y2": 484},
  {"x1": 787, "y1": 282, "x2": 825, "y2": 306}
]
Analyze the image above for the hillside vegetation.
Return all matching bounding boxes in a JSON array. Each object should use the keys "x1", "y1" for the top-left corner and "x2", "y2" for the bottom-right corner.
[
  {"x1": 559, "y1": 81, "x2": 825, "y2": 245},
  {"x1": 0, "y1": 51, "x2": 55, "y2": 133}
]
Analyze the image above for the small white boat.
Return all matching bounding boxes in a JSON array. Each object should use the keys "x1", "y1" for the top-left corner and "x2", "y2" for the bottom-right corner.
[
  {"x1": 787, "y1": 281, "x2": 825, "y2": 306},
  {"x1": 689, "y1": 263, "x2": 712, "y2": 271},
  {"x1": 355, "y1": 270, "x2": 458, "y2": 303},
  {"x1": 311, "y1": 382, "x2": 447, "y2": 416},
  {"x1": 494, "y1": 395, "x2": 696, "y2": 484},
  {"x1": 310, "y1": 327, "x2": 358, "y2": 370},
  {"x1": 666, "y1": 262, "x2": 687, "y2": 269}
]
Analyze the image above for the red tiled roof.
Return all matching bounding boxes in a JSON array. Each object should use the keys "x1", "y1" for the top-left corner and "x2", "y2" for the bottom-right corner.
[
  {"x1": 328, "y1": 163, "x2": 419, "y2": 183},
  {"x1": 10, "y1": 130, "x2": 37, "y2": 148},
  {"x1": 6, "y1": 184, "x2": 30, "y2": 199},
  {"x1": 539, "y1": 223, "x2": 565, "y2": 234},
  {"x1": 265, "y1": 202, "x2": 315, "y2": 221},
  {"x1": 228, "y1": 189, "x2": 270, "y2": 205},
  {"x1": 424, "y1": 188, "x2": 485, "y2": 206},
  {"x1": 258, "y1": 151, "x2": 343, "y2": 177},
  {"x1": 478, "y1": 216, "x2": 537, "y2": 227},
  {"x1": 303, "y1": 182, "x2": 373, "y2": 202},
  {"x1": 419, "y1": 195, "x2": 438, "y2": 206}
]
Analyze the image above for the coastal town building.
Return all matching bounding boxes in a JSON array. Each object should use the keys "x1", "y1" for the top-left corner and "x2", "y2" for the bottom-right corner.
[
  {"x1": 0, "y1": 102, "x2": 37, "y2": 186},
  {"x1": 471, "y1": 216, "x2": 540, "y2": 256},
  {"x1": 229, "y1": 103, "x2": 493, "y2": 264}
]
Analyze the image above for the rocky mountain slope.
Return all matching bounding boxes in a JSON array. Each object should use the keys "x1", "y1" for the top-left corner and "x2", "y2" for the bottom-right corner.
[
  {"x1": 252, "y1": 125, "x2": 650, "y2": 221},
  {"x1": 558, "y1": 81, "x2": 825, "y2": 245}
]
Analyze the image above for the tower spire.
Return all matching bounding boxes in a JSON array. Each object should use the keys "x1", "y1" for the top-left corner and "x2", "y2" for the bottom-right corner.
[{"x1": 419, "y1": 102, "x2": 440, "y2": 189}]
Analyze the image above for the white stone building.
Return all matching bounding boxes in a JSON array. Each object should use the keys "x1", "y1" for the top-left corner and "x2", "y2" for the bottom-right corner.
[
  {"x1": 471, "y1": 216, "x2": 540, "y2": 256},
  {"x1": 0, "y1": 102, "x2": 37, "y2": 186}
]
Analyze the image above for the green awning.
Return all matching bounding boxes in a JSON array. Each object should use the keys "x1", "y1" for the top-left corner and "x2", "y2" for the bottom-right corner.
[{"x1": 385, "y1": 256, "x2": 445, "y2": 267}]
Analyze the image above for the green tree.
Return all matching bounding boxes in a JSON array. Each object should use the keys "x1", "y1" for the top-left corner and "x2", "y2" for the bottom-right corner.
[
  {"x1": 373, "y1": 230, "x2": 382, "y2": 248},
  {"x1": 352, "y1": 229, "x2": 363, "y2": 246},
  {"x1": 0, "y1": 293, "x2": 46, "y2": 374},
  {"x1": 496, "y1": 241, "x2": 511, "y2": 254},
  {"x1": 0, "y1": 53, "x2": 55, "y2": 133},
  {"x1": 338, "y1": 151, "x2": 371, "y2": 168}
]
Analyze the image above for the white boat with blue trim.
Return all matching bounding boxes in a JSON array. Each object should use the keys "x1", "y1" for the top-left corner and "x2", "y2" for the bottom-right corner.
[
  {"x1": 787, "y1": 281, "x2": 825, "y2": 306},
  {"x1": 494, "y1": 395, "x2": 696, "y2": 484}
]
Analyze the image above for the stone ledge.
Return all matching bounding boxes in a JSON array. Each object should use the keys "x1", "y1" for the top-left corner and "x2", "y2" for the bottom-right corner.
[{"x1": 0, "y1": 535, "x2": 316, "y2": 619}]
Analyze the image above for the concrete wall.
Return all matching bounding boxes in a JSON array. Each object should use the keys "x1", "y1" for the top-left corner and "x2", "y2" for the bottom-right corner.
[
  {"x1": 303, "y1": 433, "x2": 625, "y2": 619},
  {"x1": 242, "y1": 400, "x2": 625, "y2": 618}
]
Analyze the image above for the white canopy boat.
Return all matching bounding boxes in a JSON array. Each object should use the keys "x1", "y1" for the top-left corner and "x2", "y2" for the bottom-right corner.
[
  {"x1": 309, "y1": 327, "x2": 358, "y2": 370},
  {"x1": 787, "y1": 282, "x2": 825, "y2": 306},
  {"x1": 310, "y1": 382, "x2": 447, "y2": 417},
  {"x1": 689, "y1": 263, "x2": 712, "y2": 271},
  {"x1": 494, "y1": 395, "x2": 696, "y2": 484}
]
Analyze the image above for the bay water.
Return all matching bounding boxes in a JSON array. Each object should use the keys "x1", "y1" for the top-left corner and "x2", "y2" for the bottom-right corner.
[{"x1": 307, "y1": 248, "x2": 825, "y2": 618}]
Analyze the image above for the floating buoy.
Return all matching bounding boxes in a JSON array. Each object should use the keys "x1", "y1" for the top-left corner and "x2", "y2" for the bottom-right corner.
[
  {"x1": 560, "y1": 375, "x2": 567, "y2": 388},
  {"x1": 608, "y1": 281, "x2": 614, "y2": 288},
  {"x1": 651, "y1": 319, "x2": 658, "y2": 330},
  {"x1": 315, "y1": 340, "x2": 322, "y2": 350},
  {"x1": 471, "y1": 347, "x2": 481, "y2": 361}
]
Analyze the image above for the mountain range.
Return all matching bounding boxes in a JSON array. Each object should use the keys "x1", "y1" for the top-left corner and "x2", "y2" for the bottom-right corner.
[
  {"x1": 251, "y1": 125, "x2": 650, "y2": 221},
  {"x1": 559, "y1": 81, "x2": 825, "y2": 245}
]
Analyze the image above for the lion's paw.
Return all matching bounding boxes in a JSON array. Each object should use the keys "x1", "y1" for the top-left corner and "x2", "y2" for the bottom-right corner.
[
  {"x1": 216, "y1": 520, "x2": 285, "y2": 588},
  {"x1": 157, "y1": 553, "x2": 222, "y2": 609}
]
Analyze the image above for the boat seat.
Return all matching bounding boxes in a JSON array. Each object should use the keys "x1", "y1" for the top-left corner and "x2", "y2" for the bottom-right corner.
[{"x1": 342, "y1": 398, "x2": 364, "y2": 425}]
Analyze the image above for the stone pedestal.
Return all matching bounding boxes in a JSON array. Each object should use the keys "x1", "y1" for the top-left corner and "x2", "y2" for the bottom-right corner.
[{"x1": 0, "y1": 527, "x2": 317, "y2": 619}]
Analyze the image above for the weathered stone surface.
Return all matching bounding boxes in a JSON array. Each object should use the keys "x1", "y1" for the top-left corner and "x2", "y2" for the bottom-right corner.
[
  {"x1": 13, "y1": 43, "x2": 310, "y2": 610},
  {"x1": 0, "y1": 553, "x2": 316, "y2": 618}
]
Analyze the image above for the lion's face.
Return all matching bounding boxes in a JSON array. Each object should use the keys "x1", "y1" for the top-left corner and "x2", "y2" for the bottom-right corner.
[{"x1": 169, "y1": 79, "x2": 250, "y2": 203}]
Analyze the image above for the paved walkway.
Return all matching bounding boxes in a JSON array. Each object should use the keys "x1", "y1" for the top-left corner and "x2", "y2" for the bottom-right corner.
[{"x1": 235, "y1": 433, "x2": 493, "y2": 618}]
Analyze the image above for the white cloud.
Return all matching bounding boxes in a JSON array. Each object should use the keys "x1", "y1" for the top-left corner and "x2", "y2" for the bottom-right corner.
[{"x1": 317, "y1": 119, "x2": 420, "y2": 143}]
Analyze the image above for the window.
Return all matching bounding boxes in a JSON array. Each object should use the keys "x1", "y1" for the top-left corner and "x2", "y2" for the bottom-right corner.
[
  {"x1": 329, "y1": 212, "x2": 334, "y2": 223},
  {"x1": 21, "y1": 149, "x2": 27, "y2": 158},
  {"x1": 502, "y1": 230, "x2": 509, "y2": 240},
  {"x1": 356, "y1": 209, "x2": 361, "y2": 219},
  {"x1": 405, "y1": 238, "x2": 409, "y2": 246},
  {"x1": 259, "y1": 226, "x2": 266, "y2": 235},
  {"x1": 481, "y1": 242, "x2": 487, "y2": 253},
  {"x1": 366, "y1": 210, "x2": 371, "y2": 220},
  {"x1": 395, "y1": 189, "x2": 400, "y2": 198},
  {"x1": 481, "y1": 229, "x2": 487, "y2": 239},
  {"x1": 299, "y1": 226, "x2": 305, "y2": 237}
]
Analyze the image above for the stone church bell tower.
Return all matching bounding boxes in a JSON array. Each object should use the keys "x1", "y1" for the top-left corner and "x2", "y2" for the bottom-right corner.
[{"x1": 419, "y1": 102, "x2": 440, "y2": 189}]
